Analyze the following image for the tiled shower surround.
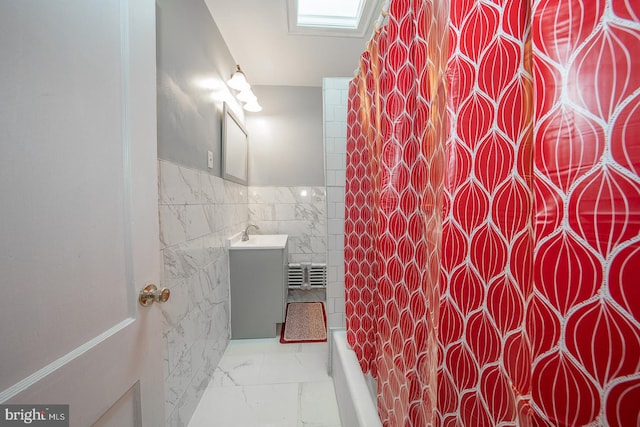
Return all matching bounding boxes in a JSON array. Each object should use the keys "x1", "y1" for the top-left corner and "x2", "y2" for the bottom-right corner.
[
  {"x1": 158, "y1": 159, "x2": 248, "y2": 425},
  {"x1": 323, "y1": 78, "x2": 350, "y2": 328}
]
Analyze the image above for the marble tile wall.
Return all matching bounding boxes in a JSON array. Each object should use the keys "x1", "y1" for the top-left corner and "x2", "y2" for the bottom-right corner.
[
  {"x1": 158, "y1": 159, "x2": 248, "y2": 426},
  {"x1": 323, "y1": 78, "x2": 350, "y2": 328},
  {"x1": 248, "y1": 186, "x2": 327, "y2": 264}
]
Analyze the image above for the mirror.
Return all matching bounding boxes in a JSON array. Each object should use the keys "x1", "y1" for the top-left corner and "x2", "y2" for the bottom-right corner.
[{"x1": 222, "y1": 103, "x2": 248, "y2": 185}]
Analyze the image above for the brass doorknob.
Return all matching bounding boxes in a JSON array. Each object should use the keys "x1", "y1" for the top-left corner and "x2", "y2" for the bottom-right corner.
[{"x1": 139, "y1": 284, "x2": 170, "y2": 307}]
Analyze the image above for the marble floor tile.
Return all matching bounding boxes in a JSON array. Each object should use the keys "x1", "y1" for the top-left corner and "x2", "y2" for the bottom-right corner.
[
  {"x1": 188, "y1": 383, "x2": 299, "y2": 427},
  {"x1": 225, "y1": 337, "x2": 300, "y2": 357},
  {"x1": 257, "y1": 352, "x2": 330, "y2": 384},
  {"x1": 299, "y1": 380, "x2": 341, "y2": 427},
  {"x1": 188, "y1": 338, "x2": 341, "y2": 427},
  {"x1": 210, "y1": 353, "x2": 264, "y2": 386},
  {"x1": 299, "y1": 342, "x2": 329, "y2": 353}
]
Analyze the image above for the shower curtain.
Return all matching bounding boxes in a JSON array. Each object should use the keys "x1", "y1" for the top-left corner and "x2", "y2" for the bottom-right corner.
[
  {"x1": 439, "y1": 0, "x2": 534, "y2": 424},
  {"x1": 345, "y1": 0, "x2": 640, "y2": 425},
  {"x1": 530, "y1": 0, "x2": 640, "y2": 424},
  {"x1": 344, "y1": 0, "x2": 449, "y2": 424}
]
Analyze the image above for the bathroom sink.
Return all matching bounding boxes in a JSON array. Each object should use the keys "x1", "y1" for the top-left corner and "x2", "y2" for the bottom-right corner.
[
  {"x1": 228, "y1": 234, "x2": 288, "y2": 250},
  {"x1": 228, "y1": 233, "x2": 289, "y2": 338}
]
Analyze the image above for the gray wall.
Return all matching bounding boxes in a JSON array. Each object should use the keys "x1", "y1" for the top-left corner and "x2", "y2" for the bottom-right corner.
[
  {"x1": 156, "y1": 0, "x2": 244, "y2": 174},
  {"x1": 247, "y1": 86, "x2": 325, "y2": 186}
]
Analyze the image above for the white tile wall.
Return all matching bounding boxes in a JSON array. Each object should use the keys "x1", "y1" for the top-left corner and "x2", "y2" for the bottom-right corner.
[
  {"x1": 159, "y1": 160, "x2": 249, "y2": 426},
  {"x1": 248, "y1": 186, "x2": 327, "y2": 264},
  {"x1": 323, "y1": 77, "x2": 350, "y2": 328}
]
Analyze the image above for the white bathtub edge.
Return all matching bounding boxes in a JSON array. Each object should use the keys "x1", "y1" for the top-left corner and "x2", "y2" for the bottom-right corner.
[{"x1": 330, "y1": 328, "x2": 382, "y2": 427}]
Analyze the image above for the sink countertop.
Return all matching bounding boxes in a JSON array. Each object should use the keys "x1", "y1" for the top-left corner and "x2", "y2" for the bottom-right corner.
[{"x1": 228, "y1": 233, "x2": 288, "y2": 250}]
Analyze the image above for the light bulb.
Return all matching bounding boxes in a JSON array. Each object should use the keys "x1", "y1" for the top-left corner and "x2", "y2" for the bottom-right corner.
[
  {"x1": 227, "y1": 65, "x2": 250, "y2": 91},
  {"x1": 244, "y1": 101, "x2": 263, "y2": 112},
  {"x1": 237, "y1": 88, "x2": 257, "y2": 103}
]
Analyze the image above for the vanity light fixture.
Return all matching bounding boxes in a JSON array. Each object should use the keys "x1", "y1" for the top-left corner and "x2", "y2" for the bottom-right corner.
[
  {"x1": 227, "y1": 65, "x2": 250, "y2": 91},
  {"x1": 228, "y1": 64, "x2": 262, "y2": 113}
]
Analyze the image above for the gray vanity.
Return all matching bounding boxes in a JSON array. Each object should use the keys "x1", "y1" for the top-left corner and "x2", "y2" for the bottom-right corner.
[{"x1": 228, "y1": 234, "x2": 288, "y2": 338}]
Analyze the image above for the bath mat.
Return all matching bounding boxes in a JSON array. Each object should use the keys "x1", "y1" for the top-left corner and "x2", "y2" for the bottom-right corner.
[{"x1": 280, "y1": 302, "x2": 327, "y2": 343}]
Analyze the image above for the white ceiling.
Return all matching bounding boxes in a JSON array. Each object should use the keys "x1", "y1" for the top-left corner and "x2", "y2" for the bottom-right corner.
[{"x1": 204, "y1": 0, "x2": 384, "y2": 87}]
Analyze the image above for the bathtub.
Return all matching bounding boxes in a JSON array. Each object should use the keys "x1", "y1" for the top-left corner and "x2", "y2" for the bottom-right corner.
[{"x1": 329, "y1": 328, "x2": 382, "y2": 427}]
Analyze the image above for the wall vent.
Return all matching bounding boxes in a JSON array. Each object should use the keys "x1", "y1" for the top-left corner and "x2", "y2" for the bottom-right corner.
[
  {"x1": 288, "y1": 263, "x2": 327, "y2": 288},
  {"x1": 287, "y1": 264, "x2": 305, "y2": 287}
]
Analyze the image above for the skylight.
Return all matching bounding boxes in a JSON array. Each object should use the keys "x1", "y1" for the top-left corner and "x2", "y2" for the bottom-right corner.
[
  {"x1": 296, "y1": 0, "x2": 366, "y2": 29},
  {"x1": 286, "y1": 0, "x2": 382, "y2": 38}
]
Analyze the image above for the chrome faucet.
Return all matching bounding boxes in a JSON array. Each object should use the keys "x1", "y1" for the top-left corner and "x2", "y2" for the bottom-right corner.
[{"x1": 241, "y1": 224, "x2": 260, "y2": 241}]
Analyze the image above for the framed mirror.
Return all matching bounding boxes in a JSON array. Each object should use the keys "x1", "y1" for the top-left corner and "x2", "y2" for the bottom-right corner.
[{"x1": 222, "y1": 103, "x2": 248, "y2": 185}]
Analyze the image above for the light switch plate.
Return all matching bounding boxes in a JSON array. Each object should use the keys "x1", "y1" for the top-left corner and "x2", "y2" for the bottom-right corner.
[{"x1": 207, "y1": 150, "x2": 214, "y2": 169}]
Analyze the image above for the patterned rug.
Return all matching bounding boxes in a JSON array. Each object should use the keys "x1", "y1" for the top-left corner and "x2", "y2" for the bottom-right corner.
[{"x1": 280, "y1": 302, "x2": 327, "y2": 343}]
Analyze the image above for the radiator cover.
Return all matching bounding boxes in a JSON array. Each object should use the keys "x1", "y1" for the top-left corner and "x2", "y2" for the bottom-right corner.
[{"x1": 287, "y1": 263, "x2": 327, "y2": 288}]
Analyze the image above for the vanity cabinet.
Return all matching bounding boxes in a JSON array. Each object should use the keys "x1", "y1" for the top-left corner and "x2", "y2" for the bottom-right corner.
[{"x1": 229, "y1": 237, "x2": 288, "y2": 339}]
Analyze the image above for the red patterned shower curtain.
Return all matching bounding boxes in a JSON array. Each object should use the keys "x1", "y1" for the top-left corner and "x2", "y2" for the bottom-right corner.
[
  {"x1": 530, "y1": 0, "x2": 640, "y2": 424},
  {"x1": 345, "y1": 0, "x2": 640, "y2": 425},
  {"x1": 439, "y1": 0, "x2": 534, "y2": 424},
  {"x1": 344, "y1": 0, "x2": 449, "y2": 424}
]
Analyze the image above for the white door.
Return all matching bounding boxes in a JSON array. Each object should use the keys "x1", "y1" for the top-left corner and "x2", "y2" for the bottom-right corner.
[{"x1": 0, "y1": 1, "x2": 164, "y2": 426}]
